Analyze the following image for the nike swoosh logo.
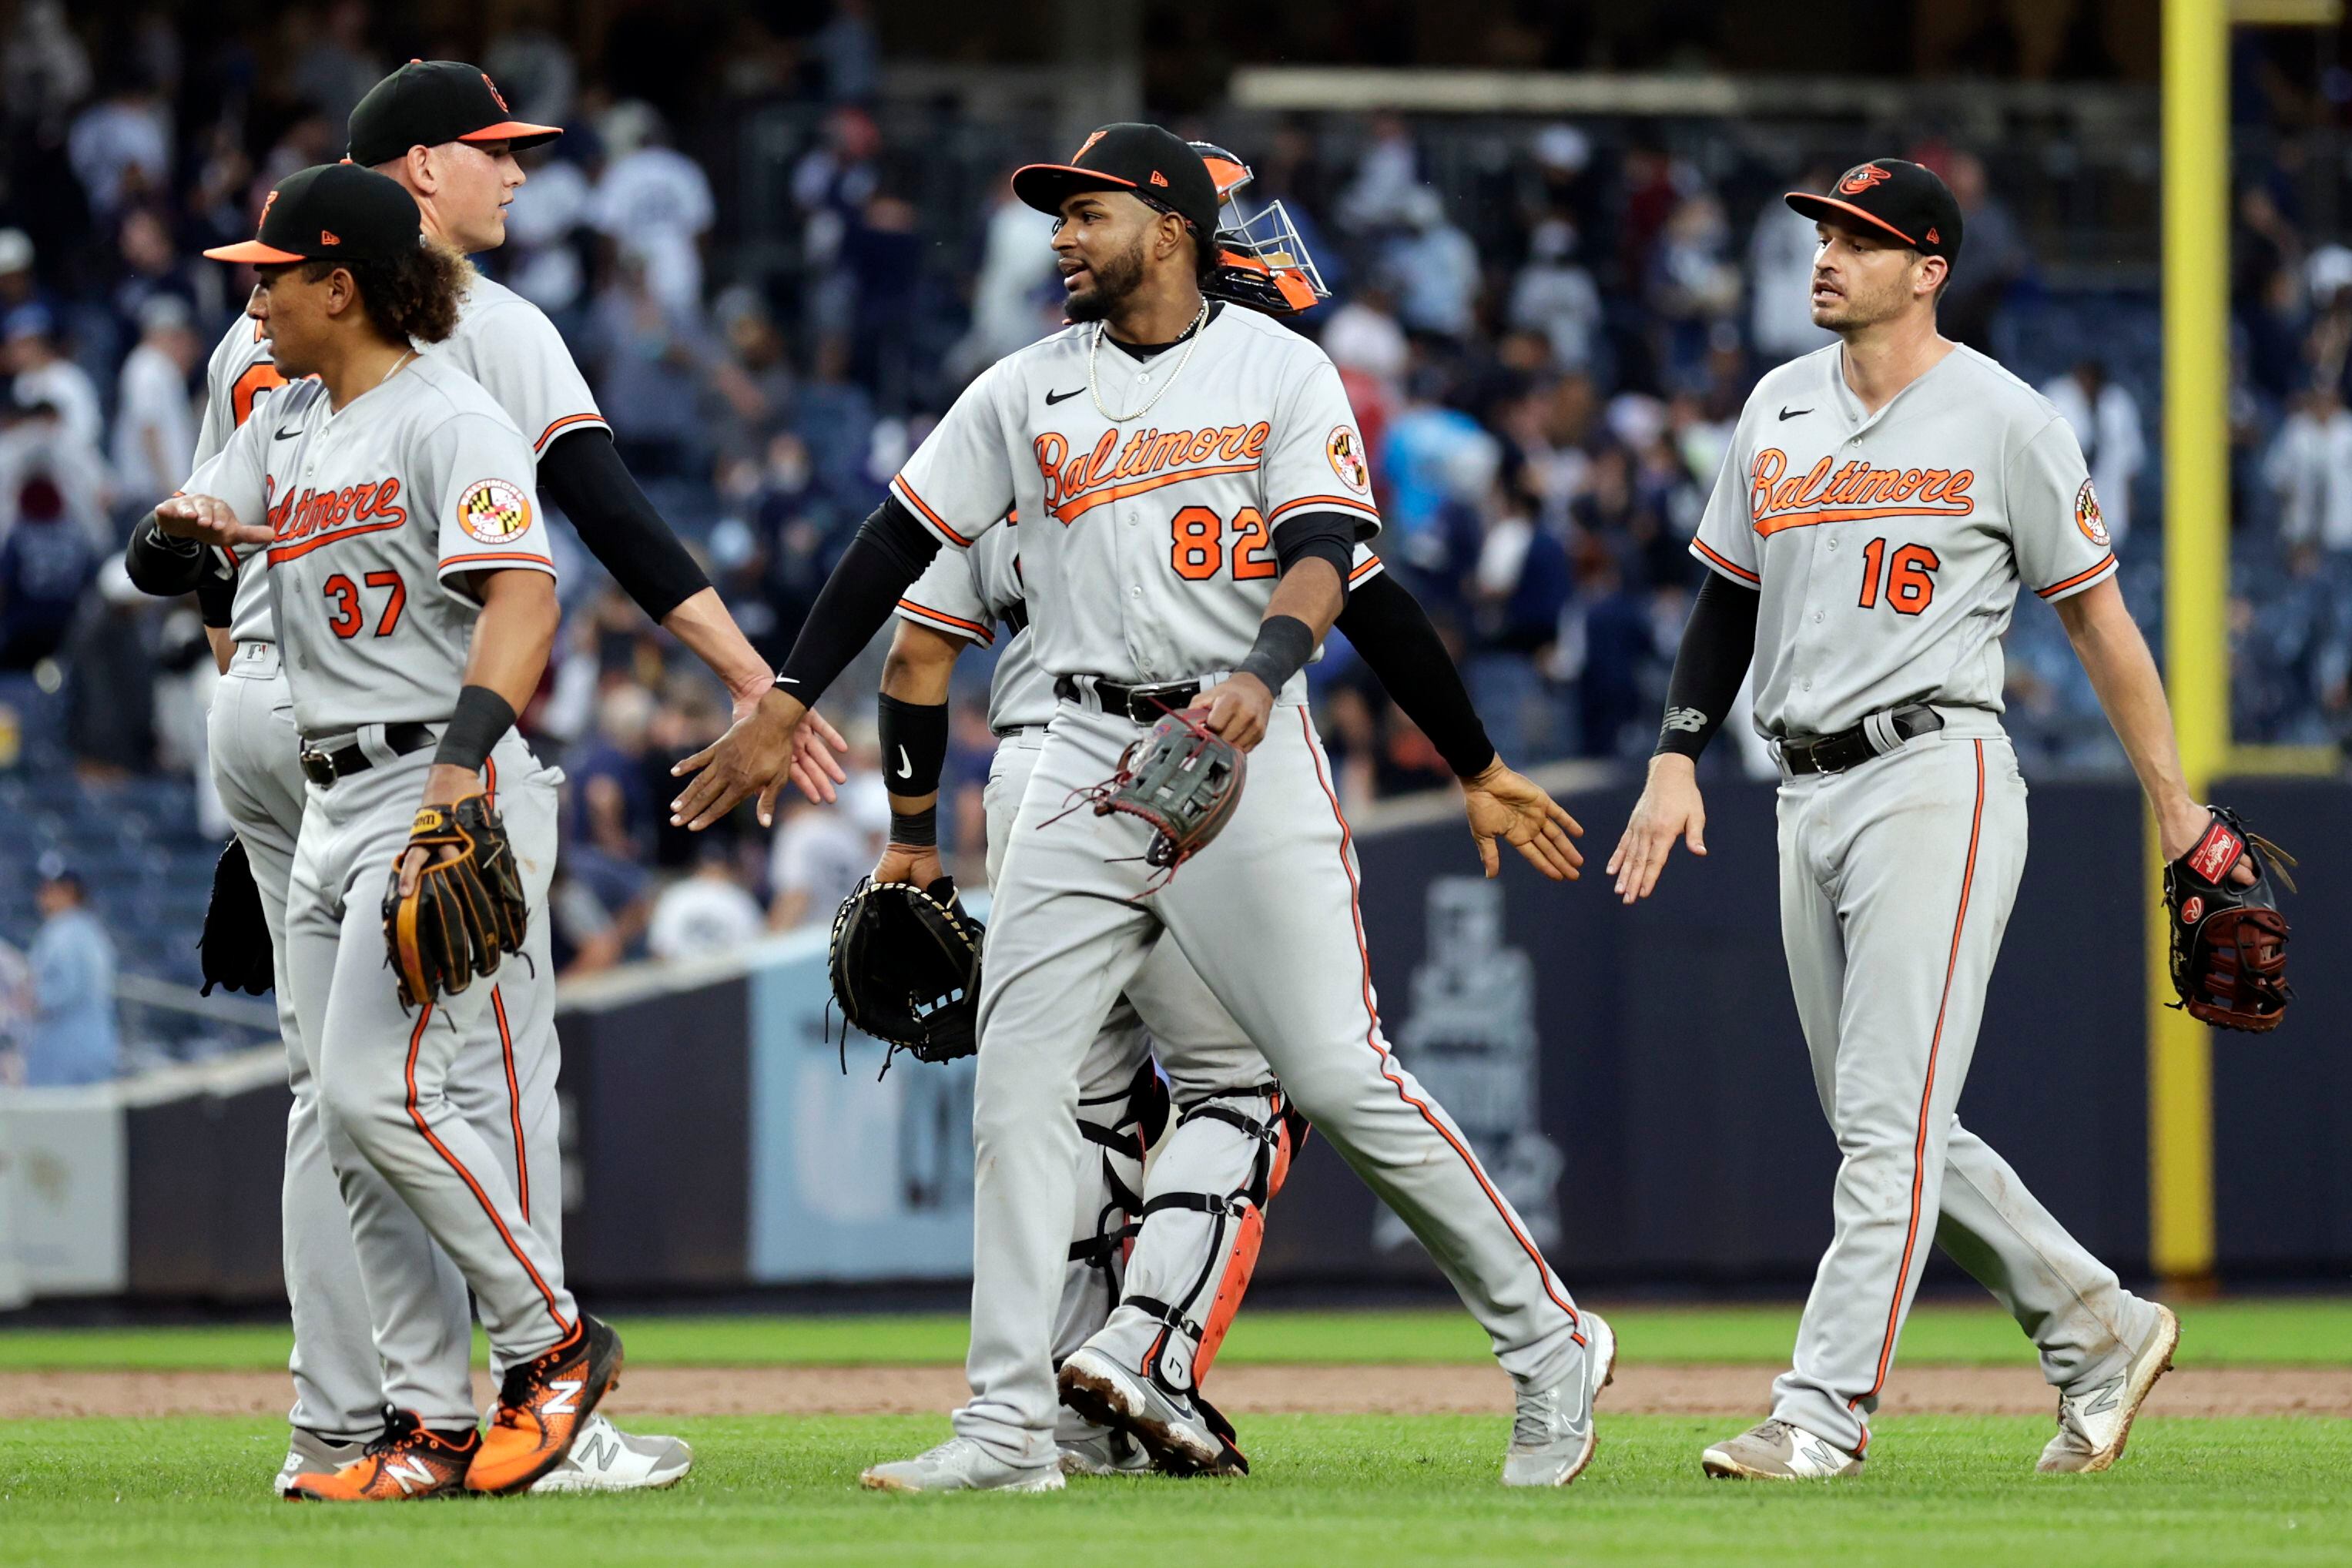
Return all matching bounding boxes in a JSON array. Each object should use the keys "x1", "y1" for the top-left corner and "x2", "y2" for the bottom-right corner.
[
  {"x1": 776, "y1": 676, "x2": 799, "y2": 685},
  {"x1": 1045, "y1": 387, "x2": 1084, "y2": 405},
  {"x1": 1777, "y1": 407, "x2": 1811, "y2": 421},
  {"x1": 273, "y1": 426, "x2": 302, "y2": 441},
  {"x1": 895, "y1": 745, "x2": 913, "y2": 779}
]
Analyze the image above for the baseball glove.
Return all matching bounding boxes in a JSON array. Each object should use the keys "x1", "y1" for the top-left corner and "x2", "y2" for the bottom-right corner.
[
  {"x1": 2164, "y1": 806, "x2": 2297, "y2": 1033},
  {"x1": 1060, "y1": 710, "x2": 1246, "y2": 880},
  {"x1": 198, "y1": 837, "x2": 275, "y2": 997},
  {"x1": 827, "y1": 876, "x2": 986, "y2": 1070},
  {"x1": 381, "y1": 795, "x2": 529, "y2": 1010}
]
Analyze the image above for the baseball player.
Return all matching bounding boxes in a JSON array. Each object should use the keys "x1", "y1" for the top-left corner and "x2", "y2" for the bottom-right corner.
[
  {"x1": 1608, "y1": 159, "x2": 2196, "y2": 1480},
  {"x1": 882, "y1": 519, "x2": 1563, "y2": 1475},
  {"x1": 676, "y1": 126, "x2": 1611, "y2": 1493},
  {"x1": 126, "y1": 62, "x2": 840, "y2": 1496},
  {"x1": 152, "y1": 162, "x2": 624, "y2": 1499}
]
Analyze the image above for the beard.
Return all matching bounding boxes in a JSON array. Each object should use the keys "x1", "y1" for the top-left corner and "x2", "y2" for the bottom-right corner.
[{"x1": 1062, "y1": 236, "x2": 1148, "y2": 323}]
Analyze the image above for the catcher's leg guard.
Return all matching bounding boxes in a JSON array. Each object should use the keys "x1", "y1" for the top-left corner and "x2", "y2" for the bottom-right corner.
[
  {"x1": 1055, "y1": 1054, "x2": 1167, "y2": 1364},
  {"x1": 1091, "y1": 1084, "x2": 1302, "y2": 1398}
]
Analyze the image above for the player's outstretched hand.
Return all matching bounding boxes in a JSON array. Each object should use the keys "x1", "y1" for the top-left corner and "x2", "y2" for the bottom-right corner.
[
  {"x1": 1187, "y1": 675, "x2": 1273, "y2": 751},
  {"x1": 671, "y1": 687, "x2": 811, "y2": 831},
  {"x1": 1607, "y1": 753, "x2": 1707, "y2": 905},
  {"x1": 1462, "y1": 759, "x2": 1584, "y2": 882},
  {"x1": 872, "y1": 841, "x2": 946, "y2": 891},
  {"x1": 155, "y1": 494, "x2": 273, "y2": 550},
  {"x1": 786, "y1": 705, "x2": 851, "y2": 806}
]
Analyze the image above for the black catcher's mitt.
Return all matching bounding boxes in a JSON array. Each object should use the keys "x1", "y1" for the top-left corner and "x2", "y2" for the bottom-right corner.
[
  {"x1": 2165, "y1": 806, "x2": 2297, "y2": 1033},
  {"x1": 381, "y1": 795, "x2": 530, "y2": 1010},
  {"x1": 1061, "y1": 710, "x2": 1246, "y2": 880},
  {"x1": 198, "y1": 836, "x2": 275, "y2": 997},
  {"x1": 827, "y1": 876, "x2": 986, "y2": 1067}
]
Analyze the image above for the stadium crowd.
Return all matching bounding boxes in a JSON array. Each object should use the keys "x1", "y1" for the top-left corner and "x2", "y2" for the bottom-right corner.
[{"x1": 0, "y1": 5, "x2": 2347, "y2": 1064}]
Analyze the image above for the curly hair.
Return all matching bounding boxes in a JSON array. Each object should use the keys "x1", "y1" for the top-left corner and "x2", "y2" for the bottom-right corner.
[{"x1": 300, "y1": 241, "x2": 474, "y2": 345}]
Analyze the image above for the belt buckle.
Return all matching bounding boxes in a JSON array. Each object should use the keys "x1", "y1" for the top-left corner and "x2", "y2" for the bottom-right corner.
[
  {"x1": 298, "y1": 744, "x2": 337, "y2": 786},
  {"x1": 1126, "y1": 680, "x2": 1194, "y2": 723}
]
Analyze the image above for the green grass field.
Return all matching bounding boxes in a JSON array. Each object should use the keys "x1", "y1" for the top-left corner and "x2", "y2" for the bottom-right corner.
[{"x1": 5, "y1": 1302, "x2": 2347, "y2": 1566}]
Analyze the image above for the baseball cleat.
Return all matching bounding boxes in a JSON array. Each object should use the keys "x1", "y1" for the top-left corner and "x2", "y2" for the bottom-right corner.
[
  {"x1": 1057, "y1": 1428, "x2": 1154, "y2": 1477},
  {"x1": 528, "y1": 1412, "x2": 693, "y2": 1493},
  {"x1": 273, "y1": 1427, "x2": 367, "y2": 1497},
  {"x1": 1700, "y1": 1419, "x2": 1862, "y2": 1481},
  {"x1": 859, "y1": 1436, "x2": 1064, "y2": 1493},
  {"x1": 2038, "y1": 1304, "x2": 2180, "y2": 1475},
  {"x1": 1057, "y1": 1347, "x2": 1241, "y2": 1476},
  {"x1": 1503, "y1": 1310, "x2": 1615, "y2": 1486},
  {"x1": 286, "y1": 1407, "x2": 480, "y2": 1501},
  {"x1": 466, "y1": 1313, "x2": 625, "y2": 1496}
]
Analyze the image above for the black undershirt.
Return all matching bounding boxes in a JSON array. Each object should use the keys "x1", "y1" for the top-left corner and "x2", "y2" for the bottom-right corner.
[{"x1": 1653, "y1": 571, "x2": 1762, "y2": 759}]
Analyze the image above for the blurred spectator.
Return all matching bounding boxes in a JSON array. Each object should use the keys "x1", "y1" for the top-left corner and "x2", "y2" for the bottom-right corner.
[
  {"x1": 586, "y1": 255, "x2": 709, "y2": 481},
  {"x1": 6, "y1": 306, "x2": 104, "y2": 451},
  {"x1": 66, "y1": 69, "x2": 170, "y2": 219},
  {"x1": 63, "y1": 557, "x2": 154, "y2": 777},
  {"x1": 24, "y1": 862, "x2": 117, "y2": 1087},
  {"x1": 812, "y1": 0, "x2": 881, "y2": 105},
  {"x1": 0, "y1": 473, "x2": 97, "y2": 667},
  {"x1": 1747, "y1": 163, "x2": 1836, "y2": 364},
  {"x1": 0, "y1": 230, "x2": 39, "y2": 314},
  {"x1": 109, "y1": 294, "x2": 197, "y2": 505},
  {"x1": 2040, "y1": 360, "x2": 2146, "y2": 548},
  {"x1": 1648, "y1": 192, "x2": 1741, "y2": 383},
  {"x1": 2264, "y1": 381, "x2": 2352, "y2": 555},
  {"x1": 484, "y1": 7, "x2": 580, "y2": 126},
  {"x1": 1385, "y1": 189, "x2": 1480, "y2": 340},
  {"x1": 708, "y1": 292, "x2": 797, "y2": 464},
  {"x1": 0, "y1": 400, "x2": 112, "y2": 548},
  {"x1": 569, "y1": 684, "x2": 659, "y2": 862},
  {"x1": 591, "y1": 102, "x2": 716, "y2": 316},
  {"x1": 767, "y1": 776, "x2": 886, "y2": 931},
  {"x1": 1509, "y1": 217, "x2": 1602, "y2": 374},
  {"x1": 1935, "y1": 151, "x2": 2030, "y2": 353},
  {"x1": 648, "y1": 842, "x2": 767, "y2": 960},
  {"x1": 949, "y1": 176, "x2": 1059, "y2": 381},
  {"x1": 1466, "y1": 472, "x2": 1571, "y2": 762},
  {"x1": 498, "y1": 150, "x2": 595, "y2": 318},
  {"x1": 2, "y1": 2, "x2": 92, "y2": 138},
  {"x1": 289, "y1": 0, "x2": 380, "y2": 132},
  {"x1": 1338, "y1": 114, "x2": 1422, "y2": 233}
]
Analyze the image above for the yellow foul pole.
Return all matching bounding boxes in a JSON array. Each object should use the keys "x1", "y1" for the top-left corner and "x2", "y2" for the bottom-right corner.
[{"x1": 2155, "y1": 0, "x2": 2230, "y2": 1283}]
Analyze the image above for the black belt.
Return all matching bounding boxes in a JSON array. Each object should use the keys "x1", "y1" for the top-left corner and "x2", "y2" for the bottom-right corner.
[
  {"x1": 1054, "y1": 674, "x2": 1201, "y2": 725},
  {"x1": 1004, "y1": 601, "x2": 1030, "y2": 637},
  {"x1": 1777, "y1": 704, "x2": 1944, "y2": 776},
  {"x1": 299, "y1": 722, "x2": 437, "y2": 786}
]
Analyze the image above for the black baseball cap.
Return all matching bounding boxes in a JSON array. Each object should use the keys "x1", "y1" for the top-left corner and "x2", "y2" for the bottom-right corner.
[
  {"x1": 203, "y1": 163, "x2": 424, "y2": 266},
  {"x1": 347, "y1": 59, "x2": 561, "y2": 169},
  {"x1": 1785, "y1": 159, "x2": 1963, "y2": 265},
  {"x1": 1013, "y1": 124, "x2": 1220, "y2": 243}
]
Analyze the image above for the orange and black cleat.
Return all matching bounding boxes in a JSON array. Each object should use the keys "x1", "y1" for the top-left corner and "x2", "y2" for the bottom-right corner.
[
  {"x1": 466, "y1": 1314, "x2": 625, "y2": 1496},
  {"x1": 286, "y1": 1407, "x2": 481, "y2": 1501}
]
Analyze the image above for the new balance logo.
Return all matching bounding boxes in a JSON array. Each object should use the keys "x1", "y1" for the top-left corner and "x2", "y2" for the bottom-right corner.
[
  {"x1": 571, "y1": 1430, "x2": 621, "y2": 1473},
  {"x1": 1662, "y1": 707, "x2": 1707, "y2": 734},
  {"x1": 1800, "y1": 1439, "x2": 1844, "y2": 1473},
  {"x1": 2082, "y1": 1381, "x2": 2122, "y2": 1417},
  {"x1": 387, "y1": 1456, "x2": 438, "y2": 1494},
  {"x1": 541, "y1": 1377, "x2": 584, "y2": 1417}
]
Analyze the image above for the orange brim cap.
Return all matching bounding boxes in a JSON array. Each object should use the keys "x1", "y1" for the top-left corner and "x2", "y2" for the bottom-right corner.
[
  {"x1": 461, "y1": 120, "x2": 561, "y2": 146},
  {"x1": 1784, "y1": 193, "x2": 1918, "y2": 247},
  {"x1": 202, "y1": 239, "x2": 309, "y2": 264}
]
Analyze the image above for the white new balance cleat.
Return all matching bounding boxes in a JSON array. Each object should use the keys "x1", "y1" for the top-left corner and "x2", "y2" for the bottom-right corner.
[
  {"x1": 860, "y1": 1436, "x2": 1064, "y2": 1493},
  {"x1": 528, "y1": 1412, "x2": 694, "y2": 1493},
  {"x1": 2038, "y1": 1305, "x2": 2180, "y2": 1475},
  {"x1": 273, "y1": 1429, "x2": 367, "y2": 1497},
  {"x1": 1503, "y1": 1310, "x2": 1616, "y2": 1487},
  {"x1": 1700, "y1": 1419, "x2": 1863, "y2": 1481},
  {"x1": 1057, "y1": 1347, "x2": 1238, "y2": 1476}
]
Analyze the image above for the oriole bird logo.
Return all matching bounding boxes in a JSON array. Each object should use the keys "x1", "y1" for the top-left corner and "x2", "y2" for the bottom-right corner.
[{"x1": 1838, "y1": 165, "x2": 1894, "y2": 196}]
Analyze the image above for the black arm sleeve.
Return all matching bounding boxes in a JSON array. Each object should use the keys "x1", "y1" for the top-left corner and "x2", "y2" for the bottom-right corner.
[
  {"x1": 1334, "y1": 570, "x2": 1497, "y2": 779},
  {"x1": 535, "y1": 427, "x2": 711, "y2": 623},
  {"x1": 1271, "y1": 509, "x2": 1357, "y2": 588},
  {"x1": 125, "y1": 513, "x2": 211, "y2": 598},
  {"x1": 196, "y1": 567, "x2": 236, "y2": 629},
  {"x1": 1653, "y1": 571, "x2": 1761, "y2": 760},
  {"x1": 776, "y1": 497, "x2": 943, "y2": 702}
]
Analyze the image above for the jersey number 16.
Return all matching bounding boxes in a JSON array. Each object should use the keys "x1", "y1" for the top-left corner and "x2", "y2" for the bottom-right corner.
[{"x1": 1857, "y1": 538, "x2": 1940, "y2": 615}]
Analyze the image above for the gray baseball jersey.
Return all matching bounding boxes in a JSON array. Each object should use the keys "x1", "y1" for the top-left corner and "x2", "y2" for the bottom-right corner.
[
  {"x1": 1691, "y1": 342, "x2": 2115, "y2": 741},
  {"x1": 889, "y1": 305, "x2": 1382, "y2": 695},
  {"x1": 197, "y1": 274, "x2": 603, "y2": 649},
  {"x1": 181, "y1": 356, "x2": 552, "y2": 735},
  {"x1": 896, "y1": 522, "x2": 1385, "y2": 734},
  {"x1": 1689, "y1": 338, "x2": 2158, "y2": 1459}
]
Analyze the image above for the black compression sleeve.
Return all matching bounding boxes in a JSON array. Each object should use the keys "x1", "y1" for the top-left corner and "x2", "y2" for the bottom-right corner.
[
  {"x1": 877, "y1": 693, "x2": 949, "y2": 796},
  {"x1": 776, "y1": 498, "x2": 943, "y2": 701},
  {"x1": 433, "y1": 685, "x2": 519, "y2": 771},
  {"x1": 1335, "y1": 571, "x2": 1497, "y2": 779},
  {"x1": 125, "y1": 513, "x2": 211, "y2": 598},
  {"x1": 196, "y1": 567, "x2": 236, "y2": 629},
  {"x1": 1654, "y1": 571, "x2": 1761, "y2": 760},
  {"x1": 1271, "y1": 510, "x2": 1357, "y2": 588},
  {"x1": 536, "y1": 428, "x2": 711, "y2": 622}
]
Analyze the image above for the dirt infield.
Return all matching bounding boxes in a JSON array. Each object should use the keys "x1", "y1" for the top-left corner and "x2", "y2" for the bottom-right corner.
[{"x1": 6, "y1": 1362, "x2": 2347, "y2": 1422}]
